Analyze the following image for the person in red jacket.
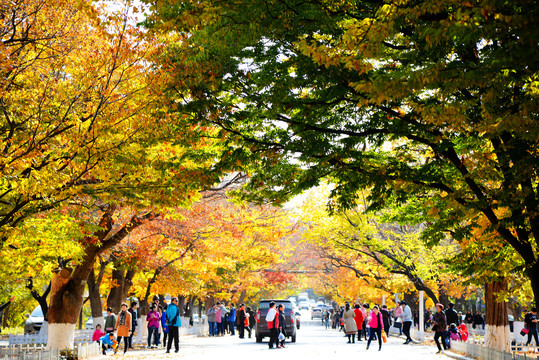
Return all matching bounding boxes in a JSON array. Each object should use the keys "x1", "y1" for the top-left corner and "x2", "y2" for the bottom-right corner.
[
  {"x1": 265, "y1": 301, "x2": 279, "y2": 349},
  {"x1": 354, "y1": 304, "x2": 364, "y2": 341}
]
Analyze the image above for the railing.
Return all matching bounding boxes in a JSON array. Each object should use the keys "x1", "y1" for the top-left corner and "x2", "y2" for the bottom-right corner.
[
  {"x1": 8, "y1": 330, "x2": 94, "y2": 346},
  {"x1": 0, "y1": 343, "x2": 100, "y2": 360},
  {"x1": 451, "y1": 340, "x2": 534, "y2": 360}
]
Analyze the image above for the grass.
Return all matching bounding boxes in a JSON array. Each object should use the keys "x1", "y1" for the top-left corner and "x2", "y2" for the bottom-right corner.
[{"x1": 0, "y1": 326, "x2": 24, "y2": 336}]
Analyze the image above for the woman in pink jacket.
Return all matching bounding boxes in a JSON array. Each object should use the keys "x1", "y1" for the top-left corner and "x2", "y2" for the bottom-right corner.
[
  {"x1": 147, "y1": 305, "x2": 161, "y2": 348},
  {"x1": 215, "y1": 303, "x2": 223, "y2": 336},
  {"x1": 366, "y1": 306, "x2": 383, "y2": 351}
]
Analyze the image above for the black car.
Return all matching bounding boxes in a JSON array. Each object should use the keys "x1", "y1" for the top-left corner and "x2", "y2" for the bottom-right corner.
[{"x1": 255, "y1": 299, "x2": 297, "y2": 343}]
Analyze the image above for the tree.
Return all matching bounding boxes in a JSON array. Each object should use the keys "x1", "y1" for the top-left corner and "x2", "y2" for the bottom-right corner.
[
  {"x1": 1, "y1": 0, "x2": 223, "y2": 348},
  {"x1": 147, "y1": 1, "x2": 538, "y2": 350},
  {"x1": 297, "y1": 187, "x2": 468, "y2": 305}
]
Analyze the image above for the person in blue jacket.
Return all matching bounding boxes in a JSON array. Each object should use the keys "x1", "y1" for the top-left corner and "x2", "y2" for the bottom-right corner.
[
  {"x1": 166, "y1": 297, "x2": 182, "y2": 353},
  {"x1": 228, "y1": 304, "x2": 236, "y2": 336},
  {"x1": 100, "y1": 333, "x2": 115, "y2": 355},
  {"x1": 161, "y1": 304, "x2": 169, "y2": 348}
]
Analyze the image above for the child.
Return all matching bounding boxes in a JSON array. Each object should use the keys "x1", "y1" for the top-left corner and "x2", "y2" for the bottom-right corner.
[
  {"x1": 457, "y1": 323, "x2": 469, "y2": 342},
  {"x1": 92, "y1": 324, "x2": 105, "y2": 342},
  {"x1": 99, "y1": 332, "x2": 115, "y2": 355},
  {"x1": 449, "y1": 323, "x2": 462, "y2": 342}
]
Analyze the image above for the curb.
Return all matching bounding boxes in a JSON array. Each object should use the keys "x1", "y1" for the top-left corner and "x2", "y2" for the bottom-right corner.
[{"x1": 442, "y1": 350, "x2": 476, "y2": 360}]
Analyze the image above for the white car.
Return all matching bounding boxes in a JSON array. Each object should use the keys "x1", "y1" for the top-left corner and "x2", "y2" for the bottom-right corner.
[{"x1": 24, "y1": 306, "x2": 44, "y2": 334}]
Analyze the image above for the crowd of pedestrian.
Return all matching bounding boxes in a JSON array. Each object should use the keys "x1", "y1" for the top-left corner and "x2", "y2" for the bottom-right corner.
[
  {"x1": 92, "y1": 295, "x2": 537, "y2": 356},
  {"x1": 95, "y1": 296, "x2": 182, "y2": 355}
]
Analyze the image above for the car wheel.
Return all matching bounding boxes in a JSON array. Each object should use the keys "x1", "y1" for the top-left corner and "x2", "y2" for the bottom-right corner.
[
  {"x1": 256, "y1": 336, "x2": 262, "y2": 343},
  {"x1": 291, "y1": 335, "x2": 296, "y2": 343}
]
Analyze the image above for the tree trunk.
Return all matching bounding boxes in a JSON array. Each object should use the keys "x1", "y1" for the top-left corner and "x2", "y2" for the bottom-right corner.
[
  {"x1": 238, "y1": 289, "x2": 247, "y2": 305},
  {"x1": 106, "y1": 265, "x2": 137, "y2": 313},
  {"x1": 527, "y1": 262, "x2": 539, "y2": 313},
  {"x1": 185, "y1": 297, "x2": 195, "y2": 318},
  {"x1": 178, "y1": 296, "x2": 186, "y2": 316},
  {"x1": 47, "y1": 210, "x2": 156, "y2": 349},
  {"x1": 484, "y1": 280, "x2": 510, "y2": 352},
  {"x1": 87, "y1": 270, "x2": 104, "y2": 330},
  {"x1": 26, "y1": 278, "x2": 50, "y2": 321},
  {"x1": 107, "y1": 264, "x2": 126, "y2": 314}
]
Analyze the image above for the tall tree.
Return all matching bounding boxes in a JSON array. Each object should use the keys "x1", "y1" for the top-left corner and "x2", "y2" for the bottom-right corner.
[{"x1": 147, "y1": 0, "x2": 539, "y2": 336}]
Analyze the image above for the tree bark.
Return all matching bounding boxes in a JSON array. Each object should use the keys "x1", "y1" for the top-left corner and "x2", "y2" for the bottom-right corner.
[
  {"x1": 178, "y1": 296, "x2": 186, "y2": 316},
  {"x1": 106, "y1": 264, "x2": 136, "y2": 313},
  {"x1": 527, "y1": 262, "x2": 539, "y2": 312},
  {"x1": 185, "y1": 297, "x2": 195, "y2": 318},
  {"x1": 238, "y1": 289, "x2": 247, "y2": 305},
  {"x1": 87, "y1": 263, "x2": 108, "y2": 330},
  {"x1": 484, "y1": 280, "x2": 510, "y2": 352},
  {"x1": 47, "y1": 210, "x2": 156, "y2": 349}
]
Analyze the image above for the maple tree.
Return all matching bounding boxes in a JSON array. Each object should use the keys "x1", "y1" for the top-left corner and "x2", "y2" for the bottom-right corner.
[
  {"x1": 145, "y1": 0, "x2": 538, "y2": 348},
  {"x1": 0, "y1": 0, "x2": 224, "y2": 349},
  {"x1": 296, "y1": 188, "x2": 470, "y2": 306}
]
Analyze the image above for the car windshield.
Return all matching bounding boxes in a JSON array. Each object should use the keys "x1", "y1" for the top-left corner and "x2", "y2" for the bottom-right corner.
[
  {"x1": 31, "y1": 306, "x2": 44, "y2": 317},
  {"x1": 259, "y1": 302, "x2": 292, "y2": 312}
]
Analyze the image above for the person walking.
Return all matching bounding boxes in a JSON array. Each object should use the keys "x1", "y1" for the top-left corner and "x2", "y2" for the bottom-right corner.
[
  {"x1": 127, "y1": 302, "x2": 138, "y2": 349},
  {"x1": 361, "y1": 304, "x2": 369, "y2": 339},
  {"x1": 265, "y1": 301, "x2": 279, "y2": 349},
  {"x1": 445, "y1": 302, "x2": 460, "y2": 327},
  {"x1": 366, "y1": 306, "x2": 383, "y2": 351},
  {"x1": 432, "y1": 303, "x2": 448, "y2": 354},
  {"x1": 246, "y1": 306, "x2": 255, "y2": 338},
  {"x1": 473, "y1": 310, "x2": 484, "y2": 329},
  {"x1": 114, "y1": 303, "x2": 132, "y2": 354},
  {"x1": 343, "y1": 303, "x2": 357, "y2": 343},
  {"x1": 220, "y1": 302, "x2": 229, "y2": 335},
  {"x1": 152, "y1": 296, "x2": 163, "y2": 346},
  {"x1": 353, "y1": 304, "x2": 364, "y2": 341},
  {"x1": 166, "y1": 297, "x2": 182, "y2": 354},
  {"x1": 237, "y1": 304, "x2": 246, "y2": 339},
  {"x1": 464, "y1": 310, "x2": 473, "y2": 325},
  {"x1": 147, "y1": 305, "x2": 161, "y2": 348},
  {"x1": 524, "y1": 307, "x2": 538, "y2": 347},
  {"x1": 381, "y1": 305, "x2": 392, "y2": 337},
  {"x1": 228, "y1": 303, "x2": 236, "y2": 336},
  {"x1": 207, "y1": 304, "x2": 216, "y2": 336},
  {"x1": 399, "y1": 301, "x2": 413, "y2": 344},
  {"x1": 277, "y1": 304, "x2": 287, "y2": 348},
  {"x1": 104, "y1": 308, "x2": 116, "y2": 334},
  {"x1": 215, "y1": 302, "x2": 223, "y2": 336},
  {"x1": 394, "y1": 303, "x2": 403, "y2": 336},
  {"x1": 161, "y1": 304, "x2": 169, "y2": 348}
]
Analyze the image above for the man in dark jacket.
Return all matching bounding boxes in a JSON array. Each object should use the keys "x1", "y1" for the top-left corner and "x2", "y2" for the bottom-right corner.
[
  {"x1": 445, "y1": 302, "x2": 460, "y2": 328},
  {"x1": 237, "y1": 304, "x2": 246, "y2": 339},
  {"x1": 524, "y1": 307, "x2": 538, "y2": 346},
  {"x1": 380, "y1": 305, "x2": 392, "y2": 336},
  {"x1": 128, "y1": 302, "x2": 138, "y2": 349},
  {"x1": 473, "y1": 311, "x2": 484, "y2": 329},
  {"x1": 432, "y1": 304, "x2": 447, "y2": 353}
]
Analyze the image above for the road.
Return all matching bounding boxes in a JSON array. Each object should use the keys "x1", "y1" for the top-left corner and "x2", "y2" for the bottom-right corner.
[{"x1": 116, "y1": 312, "x2": 452, "y2": 360}]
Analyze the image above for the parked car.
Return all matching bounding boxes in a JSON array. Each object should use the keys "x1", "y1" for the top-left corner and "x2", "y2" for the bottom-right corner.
[
  {"x1": 311, "y1": 306, "x2": 323, "y2": 320},
  {"x1": 24, "y1": 306, "x2": 44, "y2": 334},
  {"x1": 255, "y1": 299, "x2": 297, "y2": 343}
]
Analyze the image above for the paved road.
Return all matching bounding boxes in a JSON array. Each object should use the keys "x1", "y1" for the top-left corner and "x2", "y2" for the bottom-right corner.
[{"x1": 116, "y1": 315, "x2": 451, "y2": 360}]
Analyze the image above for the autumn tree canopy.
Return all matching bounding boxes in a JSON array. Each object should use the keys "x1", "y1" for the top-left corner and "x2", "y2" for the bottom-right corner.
[{"x1": 145, "y1": 0, "x2": 539, "y2": 305}]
